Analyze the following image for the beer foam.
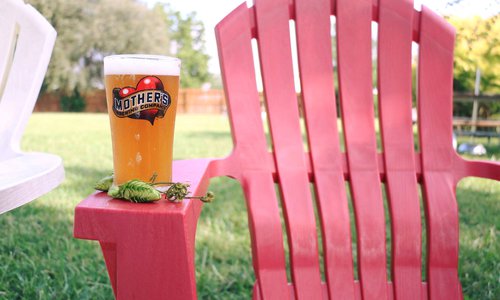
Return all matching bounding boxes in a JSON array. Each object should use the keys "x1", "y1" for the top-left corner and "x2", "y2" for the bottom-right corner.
[{"x1": 104, "y1": 54, "x2": 180, "y2": 76}]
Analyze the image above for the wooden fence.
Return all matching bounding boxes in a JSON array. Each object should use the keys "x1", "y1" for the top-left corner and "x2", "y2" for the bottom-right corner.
[
  {"x1": 34, "y1": 89, "x2": 228, "y2": 114},
  {"x1": 452, "y1": 93, "x2": 500, "y2": 139},
  {"x1": 33, "y1": 91, "x2": 500, "y2": 135}
]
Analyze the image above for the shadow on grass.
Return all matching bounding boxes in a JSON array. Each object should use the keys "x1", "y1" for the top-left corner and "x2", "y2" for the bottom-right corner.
[
  {"x1": 0, "y1": 203, "x2": 113, "y2": 300},
  {"x1": 483, "y1": 142, "x2": 500, "y2": 154}
]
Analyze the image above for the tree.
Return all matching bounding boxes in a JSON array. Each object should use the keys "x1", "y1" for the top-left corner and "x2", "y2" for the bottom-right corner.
[
  {"x1": 25, "y1": 0, "x2": 170, "y2": 96},
  {"x1": 447, "y1": 15, "x2": 500, "y2": 93},
  {"x1": 155, "y1": 5, "x2": 211, "y2": 88}
]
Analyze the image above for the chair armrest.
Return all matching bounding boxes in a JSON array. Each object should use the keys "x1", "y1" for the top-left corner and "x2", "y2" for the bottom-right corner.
[
  {"x1": 74, "y1": 158, "x2": 213, "y2": 239},
  {"x1": 73, "y1": 158, "x2": 213, "y2": 299},
  {"x1": 0, "y1": 152, "x2": 64, "y2": 214},
  {"x1": 455, "y1": 157, "x2": 500, "y2": 182}
]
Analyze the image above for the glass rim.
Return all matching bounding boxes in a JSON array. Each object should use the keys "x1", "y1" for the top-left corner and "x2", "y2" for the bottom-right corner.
[
  {"x1": 104, "y1": 54, "x2": 180, "y2": 62},
  {"x1": 103, "y1": 54, "x2": 181, "y2": 75}
]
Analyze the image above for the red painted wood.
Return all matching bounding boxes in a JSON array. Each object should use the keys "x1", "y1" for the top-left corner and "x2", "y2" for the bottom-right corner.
[
  {"x1": 378, "y1": 1, "x2": 422, "y2": 299},
  {"x1": 451, "y1": 137, "x2": 499, "y2": 186},
  {"x1": 74, "y1": 159, "x2": 211, "y2": 300},
  {"x1": 418, "y1": 6, "x2": 461, "y2": 300},
  {"x1": 454, "y1": 157, "x2": 500, "y2": 182},
  {"x1": 253, "y1": 281, "x2": 432, "y2": 300},
  {"x1": 294, "y1": 0, "x2": 355, "y2": 299},
  {"x1": 215, "y1": 4, "x2": 290, "y2": 299},
  {"x1": 253, "y1": 0, "x2": 324, "y2": 298},
  {"x1": 99, "y1": 242, "x2": 117, "y2": 297},
  {"x1": 336, "y1": 0, "x2": 388, "y2": 299}
]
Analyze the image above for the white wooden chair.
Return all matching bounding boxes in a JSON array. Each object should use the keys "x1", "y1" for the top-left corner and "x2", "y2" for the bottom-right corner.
[{"x1": 0, "y1": 0, "x2": 64, "y2": 214}]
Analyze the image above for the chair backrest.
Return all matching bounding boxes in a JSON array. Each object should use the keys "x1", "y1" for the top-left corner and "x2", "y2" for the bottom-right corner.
[
  {"x1": 0, "y1": 0, "x2": 56, "y2": 159},
  {"x1": 215, "y1": 0, "x2": 462, "y2": 299}
]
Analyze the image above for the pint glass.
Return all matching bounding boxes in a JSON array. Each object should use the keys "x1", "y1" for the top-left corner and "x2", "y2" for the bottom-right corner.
[{"x1": 103, "y1": 55, "x2": 180, "y2": 185}]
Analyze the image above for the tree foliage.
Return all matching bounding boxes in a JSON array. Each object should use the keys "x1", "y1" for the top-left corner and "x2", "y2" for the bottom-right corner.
[
  {"x1": 25, "y1": 0, "x2": 212, "y2": 95},
  {"x1": 25, "y1": 0, "x2": 170, "y2": 95},
  {"x1": 155, "y1": 6, "x2": 211, "y2": 88},
  {"x1": 447, "y1": 15, "x2": 500, "y2": 93}
]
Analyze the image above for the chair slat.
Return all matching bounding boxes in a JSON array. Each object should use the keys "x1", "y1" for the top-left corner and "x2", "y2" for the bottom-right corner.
[
  {"x1": 336, "y1": 0, "x2": 388, "y2": 299},
  {"x1": 243, "y1": 173, "x2": 292, "y2": 299},
  {"x1": 0, "y1": 1, "x2": 56, "y2": 153},
  {"x1": 418, "y1": 6, "x2": 461, "y2": 299},
  {"x1": 294, "y1": 0, "x2": 356, "y2": 298},
  {"x1": 254, "y1": 0, "x2": 323, "y2": 298},
  {"x1": 215, "y1": 4, "x2": 290, "y2": 299},
  {"x1": 378, "y1": 1, "x2": 422, "y2": 299}
]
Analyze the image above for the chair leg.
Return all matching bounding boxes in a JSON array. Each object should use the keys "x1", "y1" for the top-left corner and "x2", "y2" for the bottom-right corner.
[
  {"x1": 100, "y1": 242, "x2": 117, "y2": 297},
  {"x1": 96, "y1": 212, "x2": 199, "y2": 300},
  {"x1": 75, "y1": 196, "x2": 203, "y2": 300}
]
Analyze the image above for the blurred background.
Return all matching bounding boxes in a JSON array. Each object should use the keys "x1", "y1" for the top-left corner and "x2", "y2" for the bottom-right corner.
[{"x1": 26, "y1": 0, "x2": 499, "y2": 114}]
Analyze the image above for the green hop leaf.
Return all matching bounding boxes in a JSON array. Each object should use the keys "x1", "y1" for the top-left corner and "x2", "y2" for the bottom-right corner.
[
  {"x1": 120, "y1": 179, "x2": 161, "y2": 203},
  {"x1": 95, "y1": 174, "x2": 114, "y2": 192}
]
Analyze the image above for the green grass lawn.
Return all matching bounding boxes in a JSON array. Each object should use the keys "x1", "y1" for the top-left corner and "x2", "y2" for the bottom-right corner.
[{"x1": 0, "y1": 113, "x2": 498, "y2": 299}]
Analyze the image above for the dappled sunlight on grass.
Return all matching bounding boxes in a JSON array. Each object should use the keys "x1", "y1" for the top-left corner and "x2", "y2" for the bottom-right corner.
[{"x1": 0, "y1": 113, "x2": 497, "y2": 299}]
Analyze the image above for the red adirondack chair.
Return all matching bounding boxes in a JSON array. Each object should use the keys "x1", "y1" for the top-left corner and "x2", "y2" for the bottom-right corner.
[{"x1": 74, "y1": 0, "x2": 500, "y2": 299}]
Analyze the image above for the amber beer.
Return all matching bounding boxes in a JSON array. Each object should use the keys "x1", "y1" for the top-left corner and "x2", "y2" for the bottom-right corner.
[{"x1": 104, "y1": 55, "x2": 180, "y2": 185}]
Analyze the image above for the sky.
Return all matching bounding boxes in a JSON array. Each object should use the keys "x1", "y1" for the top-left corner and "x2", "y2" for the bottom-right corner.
[{"x1": 142, "y1": 0, "x2": 499, "y2": 75}]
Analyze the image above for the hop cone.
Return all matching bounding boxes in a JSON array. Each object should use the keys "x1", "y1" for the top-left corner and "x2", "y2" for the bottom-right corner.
[
  {"x1": 166, "y1": 183, "x2": 190, "y2": 202},
  {"x1": 108, "y1": 179, "x2": 161, "y2": 203}
]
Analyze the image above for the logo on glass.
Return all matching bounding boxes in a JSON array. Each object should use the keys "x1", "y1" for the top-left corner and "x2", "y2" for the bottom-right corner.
[{"x1": 112, "y1": 76, "x2": 171, "y2": 125}]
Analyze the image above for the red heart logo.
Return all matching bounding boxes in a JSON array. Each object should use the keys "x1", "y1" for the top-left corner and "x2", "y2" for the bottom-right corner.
[
  {"x1": 137, "y1": 76, "x2": 164, "y2": 91},
  {"x1": 136, "y1": 76, "x2": 164, "y2": 124},
  {"x1": 119, "y1": 86, "x2": 136, "y2": 98}
]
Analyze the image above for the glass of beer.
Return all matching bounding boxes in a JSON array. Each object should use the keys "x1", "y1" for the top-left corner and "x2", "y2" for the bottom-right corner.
[{"x1": 103, "y1": 54, "x2": 180, "y2": 186}]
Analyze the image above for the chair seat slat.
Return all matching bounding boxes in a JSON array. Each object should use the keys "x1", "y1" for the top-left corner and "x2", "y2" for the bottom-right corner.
[
  {"x1": 295, "y1": 0, "x2": 356, "y2": 298},
  {"x1": 337, "y1": 0, "x2": 388, "y2": 298},
  {"x1": 243, "y1": 172, "x2": 291, "y2": 299},
  {"x1": 215, "y1": 5, "x2": 290, "y2": 298},
  {"x1": 378, "y1": 0, "x2": 422, "y2": 299},
  {"x1": 418, "y1": 6, "x2": 460, "y2": 299},
  {"x1": 254, "y1": 0, "x2": 323, "y2": 297}
]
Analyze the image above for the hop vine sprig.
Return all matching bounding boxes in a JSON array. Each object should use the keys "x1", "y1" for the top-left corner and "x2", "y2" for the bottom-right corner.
[
  {"x1": 160, "y1": 183, "x2": 214, "y2": 203},
  {"x1": 94, "y1": 173, "x2": 214, "y2": 204}
]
